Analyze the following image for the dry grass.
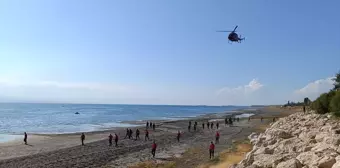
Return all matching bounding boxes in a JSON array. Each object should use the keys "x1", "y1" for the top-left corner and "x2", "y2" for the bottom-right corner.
[{"x1": 198, "y1": 140, "x2": 252, "y2": 168}]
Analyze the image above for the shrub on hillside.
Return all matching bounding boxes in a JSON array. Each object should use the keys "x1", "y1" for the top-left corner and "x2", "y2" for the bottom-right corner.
[
  {"x1": 330, "y1": 91, "x2": 340, "y2": 117},
  {"x1": 311, "y1": 91, "x2": 336, "y2": 114}
]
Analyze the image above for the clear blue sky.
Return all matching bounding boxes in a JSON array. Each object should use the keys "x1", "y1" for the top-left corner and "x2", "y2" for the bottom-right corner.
[{"x1": 0, "y1": 0, "x2": 339, "y2": 105}]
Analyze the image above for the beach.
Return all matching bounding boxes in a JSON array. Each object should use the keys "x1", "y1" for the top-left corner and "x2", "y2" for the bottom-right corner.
[{"x1": 0, "y1": 106, "x2": 298, "y2": 168}]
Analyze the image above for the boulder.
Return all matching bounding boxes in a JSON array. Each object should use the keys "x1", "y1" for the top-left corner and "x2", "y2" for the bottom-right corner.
[
  {"x1": 296, "y1": 152, "x2": 320, "y2": 166},
  {"x1": 318, "y1": 156, "x2": 336, "y2": 168},
  {"x1": 276, "y1": 159, "x2": 302, "y2": 168},
  {"x1": 252, "y1": 154, "x2": 288, "y2": 168}
]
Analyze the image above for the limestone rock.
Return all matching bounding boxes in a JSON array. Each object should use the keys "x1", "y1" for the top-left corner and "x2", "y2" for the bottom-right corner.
[{"x1": 276, "y1": 159, "x2": 302, "y2": 168}]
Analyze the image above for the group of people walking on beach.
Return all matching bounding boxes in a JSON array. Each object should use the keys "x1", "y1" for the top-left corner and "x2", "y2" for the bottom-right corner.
[{"x1": 24, "y1": 116, "x2": 270, "y2": 160}]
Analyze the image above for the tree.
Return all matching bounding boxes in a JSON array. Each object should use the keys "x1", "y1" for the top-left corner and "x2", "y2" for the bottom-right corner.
[
  {"x1": 333, "y1": 71, "x2": 340, "y2": 91},
  {"x1": 311, "y1": 91, "x2": 336, "y2": 114},
  {"x1": 330, "y1": 91, "x2": 340, "y2": 116},
  {"x1": 304, "y1": 97, "x2": 311, "y2": 105}
]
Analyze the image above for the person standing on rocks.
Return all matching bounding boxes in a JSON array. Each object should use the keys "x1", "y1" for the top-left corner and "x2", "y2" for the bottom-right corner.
[
  {"x1": 194, "y1": 122, "x2": 197, "y2": 131},
  {"x1": 151, "y1": 140, "x2": 157, "y2": 158},
  {"x1": 114, "y1": 133, "x2": 119, "y2": 147},
  {"x1": 145, "y1": 129, "x2": 150, "y2": 141},
  {"x1": 24, "y1": 132, "x2": 28, "y2": 145},
  {"x1": 136, "y1": 129, "x2": 140, "y2": 140},
  {"x1": 216, "y1": 123, "x2": 219, "y2": 129},
  {"x1": 207, "y1": 122, "x2": 210, "y2": 129},
  {"x1": 215, "y1": 131, "x2": 220, "y2": 144},
  {"x1": 202, "y1": 122, "x2": 205, "y2": 129},
  {"x1": 146, "y1": 122, "x2": 149, "y2": 128},
  {"x1": 225, "y1": 117, "x2": 228, "y2": 126},
  {"x1": 177, "y1": 130, "x2": 181, "y2": 142},
  {"x1": 303, "y1": 106, "x2": 306, "y2": 113},
  {"x1": 81, "y1": 133, "x2": 85, "y2": 146},
  {"x1": 211, "y1": 122, "x2": 214, "y2": 129},
  {"x1": 153, "y1": 123, "x2": 156, "y2": 131},
  {"x1": 108, "y1": 134, "x2": 113, "y2": 146},
  {"x1": 237, "y1": 118, "x2": 239, "y2": 122},
  {"x1": 209, "y1": 141, "x2": 215, "y2": 159},
  {"x1": 150, "y1": 122, "x2": 152, "y2": 127}
]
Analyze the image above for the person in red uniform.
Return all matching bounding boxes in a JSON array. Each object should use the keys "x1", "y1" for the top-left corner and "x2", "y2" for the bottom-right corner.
[
  {"x1": 215, "y1": 131, "x2": 220, "y2": 144},
  {"x1": 24, "y1": 132, "x2": 28, "y2": 145},
  {"x1": 145, "y1": 129, "x2": 150, "y2": 141},
  {"x1": 114, "y1": 133, "x2": 119, "y2": 147},
  {"x1": 209, "y1": 141, "x2": 215, "y2": 159},
  {"x1": 108, "y1": 134, "x2": 113, "y2": 146},
  {"x1": 151, "y1": 140, "x2": 157, "y2": 158},
  {"x1": 177, "y1": 131, "x2": 181, "y2": 142}
]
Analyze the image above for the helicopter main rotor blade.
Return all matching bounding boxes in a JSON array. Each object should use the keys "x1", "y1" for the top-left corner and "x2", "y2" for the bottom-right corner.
[
  {"x1": 233, "y1": 25, "x2": 238, "y2": 32},
  {"x1": 216, "y1": 31, "x2": 233, "y2": 32}
]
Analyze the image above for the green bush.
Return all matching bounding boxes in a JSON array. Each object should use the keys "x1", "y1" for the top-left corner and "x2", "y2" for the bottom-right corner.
[
  {"x1": 330, "y1": 91, "x2": 340, "y2": 117},
  {"x1": 311, "y1": 91, "x2": 336, "y2": 114}
]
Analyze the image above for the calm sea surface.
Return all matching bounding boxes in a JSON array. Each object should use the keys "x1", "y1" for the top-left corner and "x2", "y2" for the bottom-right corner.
[{"x1": 0, "y1": 103, "x2": 248, "y2": 138}]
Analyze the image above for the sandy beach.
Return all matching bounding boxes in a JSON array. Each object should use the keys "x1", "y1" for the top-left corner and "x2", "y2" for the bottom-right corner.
[{"x1": 0, "y1": 106, "x2": 298, "y2": 168}]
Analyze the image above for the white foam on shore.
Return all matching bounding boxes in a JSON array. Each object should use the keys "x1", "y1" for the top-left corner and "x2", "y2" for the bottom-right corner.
[
  {"x1": 235, "y1": 113, "x2": 255, "y2": 118},
  {"x1": 0, "y1": 134, "x2": 22, "y2": 143}
]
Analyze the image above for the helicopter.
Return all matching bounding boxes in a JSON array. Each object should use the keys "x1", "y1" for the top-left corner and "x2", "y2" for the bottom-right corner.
[{"x1": 217, "y1": 25, "x2": 245, "y2": 43}]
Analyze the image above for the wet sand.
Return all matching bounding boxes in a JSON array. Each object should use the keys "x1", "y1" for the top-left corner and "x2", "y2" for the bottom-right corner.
[{"x1": 0, "y1": 106, "x2": 298, "y2": 168}]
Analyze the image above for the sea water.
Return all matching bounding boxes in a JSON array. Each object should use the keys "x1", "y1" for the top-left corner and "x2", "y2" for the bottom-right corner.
[{"x1": 0, "y1": 103, "x2": 248, "y2": 138}]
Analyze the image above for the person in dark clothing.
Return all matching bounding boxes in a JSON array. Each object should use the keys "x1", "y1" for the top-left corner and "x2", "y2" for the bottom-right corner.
[
  {"x1": 114, "y1": 133, "x2": 119, "y2": 147},
  {"x1": 303, "y1": 106, "x2": 306, "y2": 114},
  {"x1": 153, "y1": 123, "x2": 156, "y2": 131},
  {"x1": 195, "y1": 121, "x2": 197, "y2": 126},
  {"x1": 81, "y1": 133, "x2": 85, "y2": 146},
  {"x1": 124, "y1": 128, "x2": 129, "y2": 139},
  {"x1": 194, "y1": 123, "x2": 197, "y2": 131},
  {"x1": 225, "y1": 118, "x2": 228, "y2": 126},
  {"x1": 216, "y1": 123, "x2": 219, "y2": 129},
  {"x1": 273, "y1": 117, "x2": 276, "y2": 122},
  {"x1": 108, "y1": 134, "x2": 113, "y2": 146},
  {"x1": 129, "y1": 129, "x2": 133, "y2": 139},
  {"x1": 209, "y1": 141, "x2": 215, "y2": 159},
  {"x1": 215, "y1": 131, "x2": 220, "y2": 144},
  {"x1": 145, "y1": 129, "x2": 150, "y2": 141},
  {"x1": 207, "y1": 122, "x2": 210, "y2": 129},
  {"x1": 202, "y1": 122, "x2": 205, "y2": 129},
  {"x1": 189, "y1": 121, "x2": 192, "y2": 126},
  {"x1": 177, "y1": 131, "x2": 181, "y2": 142},
  {"x1": 150, "y1": 122, "x2": 152, "y2": 128},
  {"x1": 151, "y1": 140, "x2": 157, "y2": 158},
  {"x1": 136, "y1": 129, "x2": 140, "y2": 140},
  {"x1": 24, "y1": 132, "x2": 27, "y2": 145},
  {"x1": 188, "y1": 125, "x2": 191, "y2": 132},
  {"x1": 146, "y1": 122, "x2": 149, "y2": 128},
  {"x1": 211, "y1": 122, "x2": 214, "y2": 129},
  {"x1": 229, "y1": 117, "x2": 233, "y2": 126}
]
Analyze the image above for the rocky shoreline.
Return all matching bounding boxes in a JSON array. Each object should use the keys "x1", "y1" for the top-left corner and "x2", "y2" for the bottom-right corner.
[{"x1": 235, "y1": 111, "x2": 340, "y2": 168}]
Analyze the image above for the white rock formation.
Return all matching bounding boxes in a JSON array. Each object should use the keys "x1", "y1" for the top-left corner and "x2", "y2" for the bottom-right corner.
[{"x1": 235, "y1": 112, "x2": 340, "y2": 168}]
